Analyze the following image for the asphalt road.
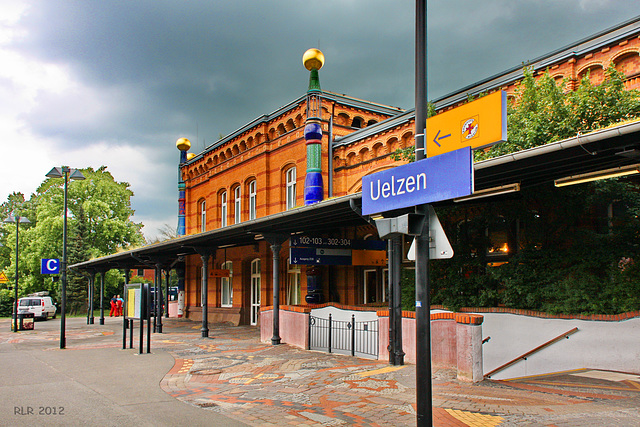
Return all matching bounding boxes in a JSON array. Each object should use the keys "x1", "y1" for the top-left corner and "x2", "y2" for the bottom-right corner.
[{"x1": 0, "y1": 316, "x2": 245, "y2": 427}]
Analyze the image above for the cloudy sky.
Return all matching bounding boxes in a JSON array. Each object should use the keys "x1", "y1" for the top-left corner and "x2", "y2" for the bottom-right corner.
[{"x1": 2, "y1": 0, "x2": 639, "y2": 241}]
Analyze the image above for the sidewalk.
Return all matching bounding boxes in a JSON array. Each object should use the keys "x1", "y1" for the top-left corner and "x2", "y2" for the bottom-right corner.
[{"x1": 1, "y1": 316, "x2": 639, "y2": 426}]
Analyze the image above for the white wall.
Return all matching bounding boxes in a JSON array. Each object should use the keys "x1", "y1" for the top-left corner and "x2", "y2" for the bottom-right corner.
[
  {"x1": 310, "y1": 306, "x2": 379, "y2": 322},
  {"x1": 480, "y1": 313, "x2": 640, "y2": 380}
]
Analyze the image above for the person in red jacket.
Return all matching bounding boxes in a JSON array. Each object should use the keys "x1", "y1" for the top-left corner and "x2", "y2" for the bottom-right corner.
[
  {"x1": 110, "y1": 295, "x2": 117, "y2": 317},
  {"x1": 116, "y1": 295, "x2": 123, "y2": 316}
]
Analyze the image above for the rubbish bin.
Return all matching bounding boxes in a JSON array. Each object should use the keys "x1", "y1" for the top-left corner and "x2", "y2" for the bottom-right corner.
[{"x1": 13, "y1": 313, "x2": 35, "y2": 331}]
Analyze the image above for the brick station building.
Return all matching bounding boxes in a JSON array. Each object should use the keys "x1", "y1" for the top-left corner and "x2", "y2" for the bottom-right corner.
[{"x1": 73, "y1": 16, "x2": 640, "y2": 332}]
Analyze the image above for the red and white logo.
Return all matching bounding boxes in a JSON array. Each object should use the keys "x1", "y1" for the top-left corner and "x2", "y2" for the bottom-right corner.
[{"x1": 462, "y1": 117, "x2": 479, "y2": 140}]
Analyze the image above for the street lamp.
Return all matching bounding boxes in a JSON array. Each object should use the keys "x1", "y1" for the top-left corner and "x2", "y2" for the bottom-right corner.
[
  {"x1": 3, "y1": 215, "x2": 30, "y2": 332},
  {"x1": 46, "y1": 166, "x2": 85, "y2": 349}
]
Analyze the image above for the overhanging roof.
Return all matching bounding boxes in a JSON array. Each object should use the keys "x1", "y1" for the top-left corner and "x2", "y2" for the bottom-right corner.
[
  {"x1": 70, "y1": 193, "x2": 373, "y2": 271},
  {"x1": 71, "y1": 120, "x2": 640, "y2": 272},
  {"x1": 472, "y1": 120, "x2": 640, "y2": 192}
]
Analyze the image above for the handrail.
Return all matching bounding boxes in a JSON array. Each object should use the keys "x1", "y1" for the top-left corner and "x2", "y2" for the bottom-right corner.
[{"x1": 484, "y1": 327, "x2": 579, "y2": 379}]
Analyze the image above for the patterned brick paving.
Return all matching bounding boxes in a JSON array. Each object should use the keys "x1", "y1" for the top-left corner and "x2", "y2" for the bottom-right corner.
[
  {"x1": 3, "y1": 317, "x2": 639, "y2": 426},
  {"x1": 151, "y1": 320, "x2": 640, "y2": 426}
]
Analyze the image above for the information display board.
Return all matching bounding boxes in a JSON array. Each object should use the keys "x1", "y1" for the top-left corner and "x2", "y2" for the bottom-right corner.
[{"x1": 124, "y1": 283, "x2": 150, "y2": 320}]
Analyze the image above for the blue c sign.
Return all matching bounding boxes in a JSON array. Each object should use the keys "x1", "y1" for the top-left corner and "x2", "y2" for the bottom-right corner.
[{"x1": 41, "y1": 259, "x2": 60, "y2": 274}]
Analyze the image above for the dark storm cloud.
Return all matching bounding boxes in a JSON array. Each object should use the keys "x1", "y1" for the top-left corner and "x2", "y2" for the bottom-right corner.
[
  {"x1": 16, "y1": 1, "x2": 639, "y2": 147},
  {"x1": 12, "y1": 1, "x2": 416, "y2": 149},
  {"x1": 6, "y1": 0, "x2": 640, "y2": 237},
  {"x1": 425, "y1": 1, "x2": 640, "y2": 98}
]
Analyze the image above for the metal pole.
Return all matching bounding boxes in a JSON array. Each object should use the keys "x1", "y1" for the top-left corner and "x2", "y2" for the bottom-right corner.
[
  {"x1": 271, "y1": 241, "x2": 282, "y2": 345},
  {"x1": 164, "y1": 269, "x2": 170, "y2": 318},
  {"x1": 122, "y1": 291, "x2": 127, "y2": 350},
  {"x1": 415, "y1": 0, "x2": 427, "y2": 163},
  {"x1": 387, "y1": 238, "x2": 395, "y2": 363},
  {"x1": 89, "y1": 272, "x2": 95, "y2": 324},
  {"x1": 13, "y1": 217, "x2": 20, "y2": 333},
  {"x1": 146, "y1": 283, "x2": 151, "y2": 353},
  {"x1": 415, "y1": 1, "x2": 432, "y2": 425},
  {"x1": 351, "y1": 314, "x2": 356, "y2": 357},
  {"x1": 60, "y1": 169, "x2": 68, "y2": 349},
  {"x1": 328, "y1": 102, "x2": 334, "y2": 198},
  {"x1": 155, "y1": 264, "x2": 163, "y2": 333},
  {"x1": 200, "y1": 251, "x2": 210, "y2": 338},
  {"x1": 328, "y1": 313, "x2": 332, "y2": 353},
  {"x1": 392, "y1": 236, "x2": 404, "y2": 365},
  {"x1": 416, "y1": 205, "x2": 432, "y2": 427},
  {"x1": 139, "y1": 283, "x2": 145, "y2": 354},
  {"x1": 153, "y1": 268, "x2": 158, "y2": 332},
  {"x1": 99, "y1": 271, "x2": 105, "y2": 325},
  {"x1": 122, "y1": 319, "x2": 126, "y2": 349}
]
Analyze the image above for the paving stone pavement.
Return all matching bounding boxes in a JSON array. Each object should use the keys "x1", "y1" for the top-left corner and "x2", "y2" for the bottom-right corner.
[
  {"x1": 2, "y1": 316, "x2": 639, "y2": 426},
  {"x1": 152, "y1": 319, "x2": 640, "y2": 426}
]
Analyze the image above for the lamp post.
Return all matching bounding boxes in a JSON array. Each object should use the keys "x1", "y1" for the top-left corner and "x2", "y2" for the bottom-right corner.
[
  {"x1": 46, "y1": 166, "x2": 85, "y2": 349},
  {"x1": 3, "y1": 215, "x2": 30, "y2": 332}
]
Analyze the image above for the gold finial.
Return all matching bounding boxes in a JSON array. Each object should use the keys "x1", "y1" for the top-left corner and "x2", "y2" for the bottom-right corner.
[
  {"x1": 303, "y1": 48, "x2": 325, "y2": 71},
  {"x1": 186, "y1": 152, "x2": 196, "y2": 161},
  {"x1": 176, "y1": 137, "x2": 191, "y2": 151}
]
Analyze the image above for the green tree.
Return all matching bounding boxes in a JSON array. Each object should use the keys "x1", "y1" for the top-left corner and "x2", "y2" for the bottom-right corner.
[
  {"x1": 393, "y1": 66, "x2": 640, "y2": 163},
  {"x1": 0, "y1": 192, "x2": 37, "y2": 316},
  {"x1": 66, "y1": 205, "x2": 91, "y2": 314},
  {"x1": 388, "y1": 66, "x2": 640, "y2": 314},
  {"x1": 477, "y1": 66, "x2": 640, "y2": 160},
  {"x1": 1, "y1": 166, "x2": 144, "y2": 315}
]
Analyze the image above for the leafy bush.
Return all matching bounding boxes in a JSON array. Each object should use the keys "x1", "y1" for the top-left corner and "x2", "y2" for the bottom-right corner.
[{"x1": 397, "y1": 180, "x2": 640, "y2": 315}]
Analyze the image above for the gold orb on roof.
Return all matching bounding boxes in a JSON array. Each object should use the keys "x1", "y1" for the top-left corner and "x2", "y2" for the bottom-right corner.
[
  {"x1": 186, "y1": 152, "x2": 196, "y2": 161},
  {"x1": 176, "y1": 137, "x2": 191, "y2": 151},
  {"x1": 303, "y1": 48, "x2": 325, "y2": 71}
]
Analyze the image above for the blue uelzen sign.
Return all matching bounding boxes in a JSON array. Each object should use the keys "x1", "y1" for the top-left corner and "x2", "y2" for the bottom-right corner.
[
  {"x1": 362, "y1": 147, "x2": 473, "y2": 215},
  {"x1": 41, "y1": 258, "x2": 60, "y2": 274}
]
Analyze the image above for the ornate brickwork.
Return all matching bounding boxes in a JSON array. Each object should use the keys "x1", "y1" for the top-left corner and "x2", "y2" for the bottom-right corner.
[
  {"x1": 181, "y1": 94, "x2": 401, "y2": 235},
  {"x1": 177, "y1": 20, "x2": 640, "y2": 322}
]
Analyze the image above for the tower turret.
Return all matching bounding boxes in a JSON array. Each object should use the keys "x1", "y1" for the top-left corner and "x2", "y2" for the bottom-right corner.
[
  {"x1": 302, "y1": 48, "x2": 325, "y2": 205},
  {"x1": 176, "y1": 137, "x2": 191, "y2": 236}
]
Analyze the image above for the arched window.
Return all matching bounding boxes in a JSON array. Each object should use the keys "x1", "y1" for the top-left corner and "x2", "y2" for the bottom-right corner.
[
  {"x1": 248, "y1": 180, "x2": 257, "y2": 220},
  {"x1": 221, "y1": 261, "x2": 233, "y2": 307},
  {"x1": 351, "y1": 117, "x2": 363, "y2": 128},
  {"x1": 233, "y1": 185, "x2": 241, "y2": 224},
  {"x1": 250, "y1": 259, "x2": 261, "y2": 325},
  {"x1": 577, "y1": 64, "x2": 605, "y2": 86},
  {"x1": 199, "y1": 199, "x2": 206, "y2": 232},
  {"x1": 220, "y1": 191, "x2": 227, "y2": 227},
  {"x1": 614, "y1": 51, "x2": 640, "y2": 77},
  {"x1": 286, "y1": 167, "x2": 296, "y2": 210},
  {"x1": 286, "y1": 118, "x2": 296, "y2": 131}
]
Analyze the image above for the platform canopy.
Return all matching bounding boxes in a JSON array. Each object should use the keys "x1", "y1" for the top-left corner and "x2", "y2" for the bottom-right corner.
[{"x1": 70, "y1": 121, "x2": 640, "y2": 272}]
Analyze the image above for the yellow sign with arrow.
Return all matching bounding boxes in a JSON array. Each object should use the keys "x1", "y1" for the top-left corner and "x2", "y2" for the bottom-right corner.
[{"x1": 426, "y1": 90, "x2": 507, "y2": 157}]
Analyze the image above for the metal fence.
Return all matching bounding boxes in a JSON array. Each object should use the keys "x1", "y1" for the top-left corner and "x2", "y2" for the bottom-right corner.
[{"x1": 309, "y1": 313, "x2": 379, "y2": 359}]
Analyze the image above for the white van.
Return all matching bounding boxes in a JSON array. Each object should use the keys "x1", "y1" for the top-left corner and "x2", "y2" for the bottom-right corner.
[{"x1": 17, "y1": 296, "x2": 57, "y2": 320}]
